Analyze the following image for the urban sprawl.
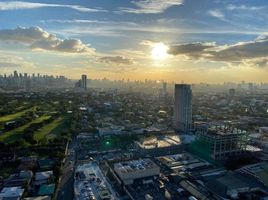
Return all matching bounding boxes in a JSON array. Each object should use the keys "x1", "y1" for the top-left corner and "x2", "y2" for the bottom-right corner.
[{"x1": 1, "y1": 71, "x2": 268, "y2": 200}]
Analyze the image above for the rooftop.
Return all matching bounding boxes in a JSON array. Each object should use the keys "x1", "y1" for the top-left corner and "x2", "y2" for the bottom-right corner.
[
  {"x1": 0, "y1": 186, "x2": 24, "y2": 198},
  {"x1": 136, "y1": 135, "x2": 181, "y2": 149},
  {"x1": 38, "y1": 184, "x2": 55, "y2": 196},
  {"x1": 24, "y1": 196, "x2": 51, "y2": 200},
  {"x1": 35, "y1": 171, "x2": 53, "y2": 181},
  {"x1": 114, "y1": 159, "x2": 158, "y2": 173}
]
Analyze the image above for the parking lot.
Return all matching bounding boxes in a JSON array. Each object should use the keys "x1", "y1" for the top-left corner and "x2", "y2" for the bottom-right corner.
[{"x1": 74, "y1": 162, "x2": 118, "y2": 200}]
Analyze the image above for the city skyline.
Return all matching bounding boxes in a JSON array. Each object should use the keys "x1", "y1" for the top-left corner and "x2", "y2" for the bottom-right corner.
[{"x1": 1, "y1": 0, "x2": 268, "y2": 83}]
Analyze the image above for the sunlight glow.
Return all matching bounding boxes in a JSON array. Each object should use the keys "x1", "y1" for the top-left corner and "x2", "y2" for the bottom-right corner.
[{"x1": 151, "y1": 42, "x2": 169, "y2": 60}]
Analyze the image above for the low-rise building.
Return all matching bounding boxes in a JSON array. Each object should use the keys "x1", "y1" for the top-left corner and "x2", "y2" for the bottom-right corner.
[
  {"x1": 205, "y1": 171, "x2": 268, "y2": 199},
  {"x1": 135, "y1": 134, "x2": 184, "y2": 156},
  {"x1": 37, "y1": 184, "x2": 55, "y2": 196},
  {"x1": 114, "y1": 159, "x2": 160, "y2": 185},
  {"x1": 236, "y1": 162, "x2": 268, "y2": 186},
  {"x1": 34, "y1": 171, "x2": 53, "y2": 186},
  {"x1": 97, "y1": 125, "x2": 124, "y2": 136},
  {"x1": 0, "y1": 186, "x2": 24, "y2": 200}
]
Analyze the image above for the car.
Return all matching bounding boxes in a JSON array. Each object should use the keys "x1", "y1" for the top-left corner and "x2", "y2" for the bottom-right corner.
[
  {"x1": 188, "y1": 196, "x2": 198, "y2": 200},
  {"x1": 177, "y1": 187, "x2": 185, "y2": 193}
]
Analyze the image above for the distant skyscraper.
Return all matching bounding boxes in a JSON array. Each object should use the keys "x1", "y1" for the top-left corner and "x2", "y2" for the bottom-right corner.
[
  {"x1": 14, "y1": 70, "x2": 18, "y2": 78},
  {"x1": 74, "y1": 74, "x2": 87, "y2": 92},
  {"x1": 248, "y1": 82, "x2": 253, "y2": 90},
  {"x1": 163, "y1": 82, "x2": 167, "y2": 95},
  {"x1": 81, "y1": 74, "x2": 87, "y2": 90},
  {"x1": 159, "y1": 82, "x2": 167, "y2": 98},
  {"x1": 25, "y1": 78, "x2": 31, "y2": 92},
  {"x1": 173, "y1": 84, "x2": 192, "y2": 132},
  {"x1": 229, "y1": 88, "x2": 235, "y2": 96}
]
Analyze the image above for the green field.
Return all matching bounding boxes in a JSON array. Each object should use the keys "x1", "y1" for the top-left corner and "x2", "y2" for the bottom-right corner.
[
  {"x1": 0, "y1": 107, "x2": 36, "y2": 123},
  {"x1": 34, "y1": 117, "x2": 64, "y2": 142},
  {"x1": 0, "y1": 115, "x2": 51, "y2": 143}
]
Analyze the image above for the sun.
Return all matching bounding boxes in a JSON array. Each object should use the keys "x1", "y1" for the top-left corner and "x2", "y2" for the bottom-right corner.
[{"x1": 151, "y1": 42, "x2": 169, "y2": 60}]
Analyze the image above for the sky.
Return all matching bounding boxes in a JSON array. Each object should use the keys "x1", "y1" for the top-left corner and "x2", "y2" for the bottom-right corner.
[{"x1": 0, "y1": 0, "x2": 268, "y2": 83}]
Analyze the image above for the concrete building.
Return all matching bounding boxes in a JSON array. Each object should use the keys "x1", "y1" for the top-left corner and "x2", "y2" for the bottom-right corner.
[
  {"x1": 81, "y1": 74, "x2": 87, "y2": 90},
  {"x1": 34, "y1": 171, "x2": 53, "y2": 186},
  {"x1": 229, "y1": 88, "x2": 235, "y2": 96},
  {"x1": 159, "y1": 82, "x2": 167, "y2": 98},
  {"x1": 173, "y1": 84, "x2": 192, "y2": 132},
  {"x1": 74, "y1": 74, "x2": 87, "y2": 92},
  {"x1": 205, "y1": 171, "x2": 268, "y2": 199},
  {"x1": 135, "y1": 135, "x2": 185, "y2": 156},
  {"x1": 195, "y1": 125, "x2": 248, "y2": 160},
  {"x1": 74, "y1": 163, "x2": 116, "y2": 200},
  {"x1": 114, "y1": 159, "x2": 160, "y2": 185},
  {"x1": 236, "y1": 162, "x2": 268, "y2": 187}
]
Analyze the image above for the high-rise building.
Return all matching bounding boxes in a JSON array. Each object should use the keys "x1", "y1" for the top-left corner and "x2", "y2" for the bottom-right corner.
[
  {"x1": 195, "y1": 125, "x2": 248, "y2": 160},
  {"x1": 248, "y1": 82, "x2": 253, "y2": 90},
  {"x1": 81, "y1": 74, "x2": 87, "y2": 90},
  {"x1": 229, "y1": 88, "x2": 235, "y2": 96},
  {"x1": 173, "y1": 84, "x2": 192, "y2": 132},
  {"x1": 163, "y1": 82, "x2": 167, "y2": 95},
  {"x1": 74, "y1": 74, "x2": 87, "y2": 92},
  {"x1": 13, "y1": 70, "x2": 18, "y2": 78},
  {"x1": 24, "y1": 78, "x2": 31, "y2": 92}
]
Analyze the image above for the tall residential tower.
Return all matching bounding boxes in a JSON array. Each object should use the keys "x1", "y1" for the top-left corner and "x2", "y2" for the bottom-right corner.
[
  {"x1": 81, "y1": 74, "x2": 87, "y2": 91},
  {"x1": 173, "y1": 84, "x2": 192, "y2": 132}
]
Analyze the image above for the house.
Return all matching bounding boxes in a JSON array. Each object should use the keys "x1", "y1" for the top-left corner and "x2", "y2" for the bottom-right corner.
[
  {"x1": 37, "y1": 184, "x2": 55, "y2": 196},
  {"x1": 0, "y1": 186, "x2": 24, "y2": 200},
  {"x1": 4, "y1": 170, "x2": 33, "y2": 187},
  {"x1": 38, "y1": 159, "x2": 55, "y2": 171},
  {"x1": 34, "y1": 171, "x2": 53, "y2": 186}
]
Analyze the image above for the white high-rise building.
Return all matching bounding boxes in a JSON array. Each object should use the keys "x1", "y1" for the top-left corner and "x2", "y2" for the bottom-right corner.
[{"x1": 173, "y1": 84, "x2": 192, "y2": 132}]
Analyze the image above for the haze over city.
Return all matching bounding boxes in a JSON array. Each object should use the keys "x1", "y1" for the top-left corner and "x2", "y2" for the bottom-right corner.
[
  {"x1": 1, "y1": 0, "x2": 268, "y2": 82},
  {"x1": 2, "y1": 1, "x2": 268, "y2": 200}
]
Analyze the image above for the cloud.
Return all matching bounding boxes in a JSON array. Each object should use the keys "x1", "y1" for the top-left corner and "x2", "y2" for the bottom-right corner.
[
  {"x1": 98, "y1": 56, "x2": 133, "y2": 65},
  {"x1": 119, "y1": 0, "x2": 183, "y2": 14},
  {"x1": 242, "y1": 58, "x2": 268, "y2": 68},
  {"x1": 0, "y1": 55, "x2": 35, "y2": 70},
  {"x1": 168, "y1": 42, "x2": 216, "y2": 59},
  {"x1": 0, "y1": 1, "x2": 105, "y2": 12},
  {"x1": 0, "y1": 27, "x2": 95, "y2": 53},
  {"x1": 211, "y1": 36, "x2": 268, "y2": 62},
  {"x1": 168, "y1": 36, "x2": 268, "y2": 67},
  {"x1": 208, "y1": 9, "x2": 225, "y2": 20},
  {"x1": 226, "y1": 4, "x2": 265, "y2": 11},
  {"x1": 0, "y1": 62, "x2": 21, "y2": 68},
  {"x1": 140, "y1": 40, "x2": 156, "y2": 47}
]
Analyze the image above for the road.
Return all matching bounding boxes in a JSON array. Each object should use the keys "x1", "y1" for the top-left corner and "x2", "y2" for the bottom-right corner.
[{"x1": 57, "y1": 139, "x2": 76, "y2": 200}]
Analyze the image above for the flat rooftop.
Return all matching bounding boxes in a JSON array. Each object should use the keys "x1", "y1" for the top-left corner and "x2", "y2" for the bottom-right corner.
[
  {"x1": 202, "y1": 127, "x2": 247, "y2": 136},
  {"x1": 114, "y1": 159, "x2": 158, "y2": 173},
  {"x1": 137, "y1": 135, "x2": 181, "y2": 149}
]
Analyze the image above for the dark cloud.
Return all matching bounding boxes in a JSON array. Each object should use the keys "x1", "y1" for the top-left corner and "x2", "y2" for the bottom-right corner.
[
  {"x1": 168, "y1": 36, "x2": 268, "y2": 66},
  {"x1": 98, "y1": 56, "x2": 133, "y2": 65},
  {"x1": 0, "y1": 27, "x2": 95, "y2": 53},
  {"x1": 211, "y1": 37, "x2": 268, "y2": 62},
  {"x1": 168, "y1": 42, "x2": 216, "y2": 59}
]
